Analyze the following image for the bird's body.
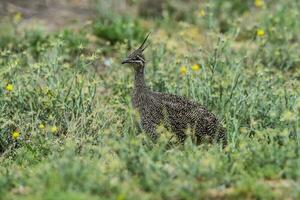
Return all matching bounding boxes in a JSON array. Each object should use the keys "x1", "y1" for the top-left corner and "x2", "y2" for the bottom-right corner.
[{"x1": 122, "y1": 34, "x2": 226, "y2": 146}]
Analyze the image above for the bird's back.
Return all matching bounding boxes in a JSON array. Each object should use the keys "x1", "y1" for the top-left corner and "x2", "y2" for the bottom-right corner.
[{"x1": 138, "y1": 91, "x2": 226, "y2": 145}]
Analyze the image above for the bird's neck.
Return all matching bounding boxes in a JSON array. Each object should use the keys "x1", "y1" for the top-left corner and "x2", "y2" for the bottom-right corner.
[{"x1": 134, "y1": 66, "x2": 147, "y2": 92}]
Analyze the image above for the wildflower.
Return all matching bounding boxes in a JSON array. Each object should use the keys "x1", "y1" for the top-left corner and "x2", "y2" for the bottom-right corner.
[
  {"x1": 38, "y1": 124, "x2": 45, "y2": 129},
  {"x1": 280, "y1": 111, "x2": 296, "y2": 122},
  {"x1": 198, "y1": 9, "x2": 206, "y2": 17},
  {"x1": 256, "y1": 29, "x2": 265, "y2": 37},
  {"x1": 179, "y1": 66, "x2": 187, "y2": 75},
  {"x1": 13, "y1": 12, "x2": 22, "y2": 23},
  {"x1": 191, "y1": 64, "x2": 200, "y2": 72},
  {"x1": 12, "y1": 131, "x2": 20, "y2": 140},
  {"x1": 50, "y1": 126, "x2": 58, "y2": 133},
  {"x1": 254, "y1": 0, "x2": 265, "y2": 8},
  {"x1": 5, "y1": 84, "x2": 13, "y2": 92}
]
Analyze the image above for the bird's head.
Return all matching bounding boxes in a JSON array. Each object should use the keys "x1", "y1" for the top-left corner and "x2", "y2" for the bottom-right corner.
[{"x1": 121, "y1": 33, "x2": 150, "y2": 68}]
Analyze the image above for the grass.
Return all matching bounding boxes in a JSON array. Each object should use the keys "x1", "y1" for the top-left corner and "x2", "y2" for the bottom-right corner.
[{"x1": 0, "y1": 0, "x2": 300, "y2": 199}]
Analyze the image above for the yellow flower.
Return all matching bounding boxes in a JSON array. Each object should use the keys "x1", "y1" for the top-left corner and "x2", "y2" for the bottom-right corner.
[
  {"x1": 12, "y1": 131, "x2": 20, "y2": 140},
  {"x1": 179, "y1": 66, "x2": 187, "y2": 75},
  {"x1": 256, "y1": 29, "x2": 265, "y2": 37},
  {"x1": 5, "y1": 84, "x2": 13, "y2": 92},
  {"x1": 191, "y1": 64, "x2": 200, "y2": 72},
  {"x1": 38, "y1": 124, "x2": 45, "y2": 129},
  {"x1": 50, "y1": 126, "x2": 58, "y2": 133},
  {"x1": 13, "y1": 12, "x2": 22, "y2": 23},
  {"x1": 254, "y1": 0, "x2": 265, "y2": 8},
  {"x1": 198, "y1": 9, "x2": 206, "y2": 17}
]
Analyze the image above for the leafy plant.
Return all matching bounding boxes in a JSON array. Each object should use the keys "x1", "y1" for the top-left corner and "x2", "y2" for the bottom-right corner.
[{"x1": 93, "y1": 16, "x2": 146, "y2": 44}]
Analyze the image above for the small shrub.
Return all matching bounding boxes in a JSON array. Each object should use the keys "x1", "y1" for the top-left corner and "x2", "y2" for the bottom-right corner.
[{"x1": 93, "y1": 16, "x2": 146, "y2": 44}]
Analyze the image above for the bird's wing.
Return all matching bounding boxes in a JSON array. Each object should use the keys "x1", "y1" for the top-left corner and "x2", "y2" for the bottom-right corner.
[{"x1": 150, "y1": 91, "x2": 207, "y2": 111}]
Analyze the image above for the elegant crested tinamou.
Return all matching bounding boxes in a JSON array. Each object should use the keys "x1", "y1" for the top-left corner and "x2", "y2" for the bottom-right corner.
[{"x1": 121, "y1": 34, "x2": 226, "y2": 146}]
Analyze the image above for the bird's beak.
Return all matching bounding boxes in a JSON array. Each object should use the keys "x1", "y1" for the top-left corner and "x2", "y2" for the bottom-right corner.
[{"x1": 121, "y1": 59, "x2": 129, "y2": 64}]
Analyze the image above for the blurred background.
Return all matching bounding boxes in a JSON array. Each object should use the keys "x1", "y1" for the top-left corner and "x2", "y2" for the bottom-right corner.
[
  {"x1": 0, "y1": 0, "x2": 94, "y2": 31},
  {"x1": 0, "y1": 0, "x2": 299, "y2": 65}
]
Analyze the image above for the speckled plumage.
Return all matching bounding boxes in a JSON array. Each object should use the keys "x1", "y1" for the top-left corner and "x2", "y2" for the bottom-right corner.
[{"x1": 122, "y1": 34, "x2": 226, "y2": 146}]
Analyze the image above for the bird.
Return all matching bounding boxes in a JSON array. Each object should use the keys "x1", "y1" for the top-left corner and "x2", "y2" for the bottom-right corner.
[{"x1": 121, "y1": 33, "x2": 227, "y2": 146}]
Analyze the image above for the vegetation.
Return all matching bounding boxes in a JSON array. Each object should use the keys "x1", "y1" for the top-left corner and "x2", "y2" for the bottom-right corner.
[{"x1": 0, "y1": 0, "x2": 299, "y2": 199}]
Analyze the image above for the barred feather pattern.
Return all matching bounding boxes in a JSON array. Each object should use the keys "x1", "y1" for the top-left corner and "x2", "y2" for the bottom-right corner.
[{"x1": 131, "y1": 65, "x2": 227, "y2": 146}]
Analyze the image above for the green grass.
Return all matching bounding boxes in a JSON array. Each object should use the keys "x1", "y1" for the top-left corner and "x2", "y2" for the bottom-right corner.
[{"x1": 0, "y1": 0, "x2": 300, "y2": 199}]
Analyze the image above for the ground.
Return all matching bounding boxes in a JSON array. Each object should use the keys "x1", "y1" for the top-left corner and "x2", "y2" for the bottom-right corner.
[{"x1": 0, "y1": 0, "x2": 300, "y2": 199}]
